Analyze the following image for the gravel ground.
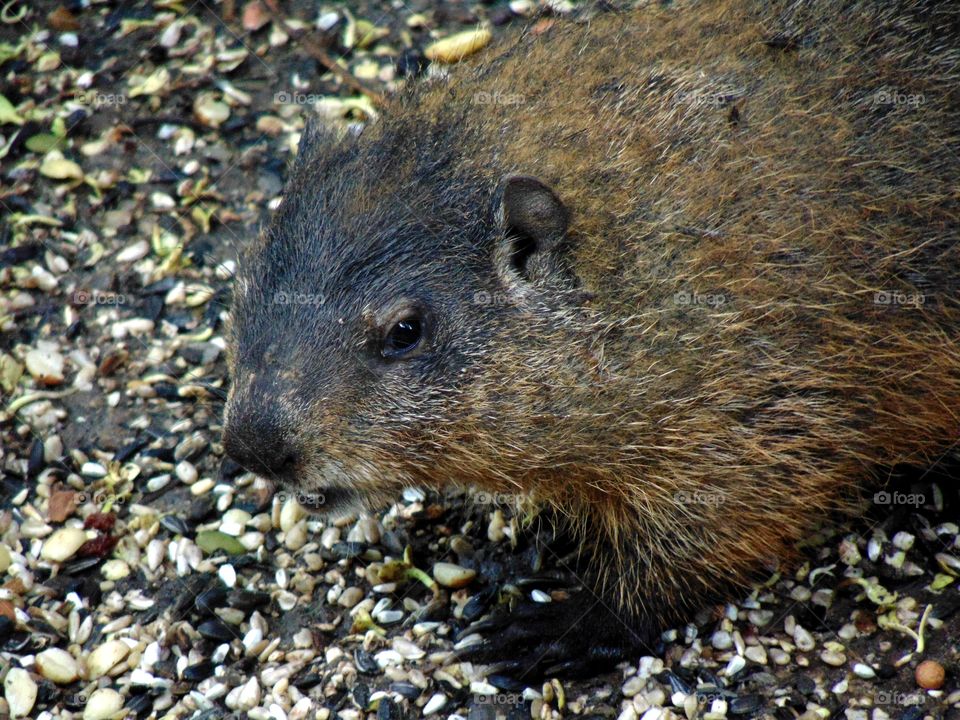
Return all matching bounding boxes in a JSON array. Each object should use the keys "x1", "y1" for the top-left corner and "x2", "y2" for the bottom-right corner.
[{"x1": 1, "y1": 1, "x2": 958, "y2": 719}]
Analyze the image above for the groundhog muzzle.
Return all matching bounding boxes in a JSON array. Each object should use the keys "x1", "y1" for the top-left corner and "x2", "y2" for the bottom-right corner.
[{"x1": 223, "y1": 0, "x2": 960, "y2": 677}]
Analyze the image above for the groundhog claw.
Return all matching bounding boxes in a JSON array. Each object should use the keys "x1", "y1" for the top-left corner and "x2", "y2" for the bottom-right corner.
[{"x1": 456, "y1": 591, "x2": 652, "y2": 683}]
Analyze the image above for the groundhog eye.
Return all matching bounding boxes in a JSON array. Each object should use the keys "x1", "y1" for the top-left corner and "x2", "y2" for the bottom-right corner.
[{"x1": 382, "y1": 315, "x2": 423, "y2": 359}]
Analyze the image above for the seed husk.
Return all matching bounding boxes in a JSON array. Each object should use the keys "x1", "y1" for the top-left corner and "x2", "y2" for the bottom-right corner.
[
  {"x1": 41, "y1": 527, "x2": 88, "y2": 562},
  {"x1": 424, "y1": 29, "x2": 492, "y2": 63},
  {"x1": 83, "y1": 688, "x2": 125, "y2": 720},
  {"x1": 432, "y1": 562, "x2": 476, "y2": 589},
  {"x1": 4, "y1": 668, "x2": 37, "y2": 718},
  {"x1": 34, "y1": 647, "x2": 80, "y2": 685},
  {"x1": 87, "y1": 640, "x2": 131, "y2": 678}
]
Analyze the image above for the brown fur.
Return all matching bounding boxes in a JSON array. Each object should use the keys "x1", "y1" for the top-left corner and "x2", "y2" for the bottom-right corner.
[{"x1": 225, "y1": 0, "x2": 960, "y2": 633}]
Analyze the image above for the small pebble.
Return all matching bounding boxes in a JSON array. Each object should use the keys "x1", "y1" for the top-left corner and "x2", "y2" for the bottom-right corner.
[
  {"x1": 915, "y1": 659, "x2": 945, "y2": 689},
  {"x1": 712, "y1": 630, "x2": 733, "y2": 650}
]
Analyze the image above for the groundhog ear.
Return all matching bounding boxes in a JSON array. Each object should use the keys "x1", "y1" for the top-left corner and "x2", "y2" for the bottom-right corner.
[
  {"x1": 292, "y1": 115, "x2": 327, "y2": 169},
  {"x1": 495, "y1": 174, "x2": 570, "y2": 280}
]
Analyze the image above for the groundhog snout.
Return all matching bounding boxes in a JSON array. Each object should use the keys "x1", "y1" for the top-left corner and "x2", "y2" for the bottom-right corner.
[{"x1": 223, "y1": 402, "x2": 300, "y2": 483}]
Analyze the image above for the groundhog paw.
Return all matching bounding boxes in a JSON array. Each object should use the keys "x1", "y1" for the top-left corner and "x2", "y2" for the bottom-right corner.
[{"x1": 454, "y1": 591, "x2": 654, "y2": 684}]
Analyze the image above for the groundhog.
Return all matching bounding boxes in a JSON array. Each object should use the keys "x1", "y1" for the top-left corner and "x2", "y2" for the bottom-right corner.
[{"x1": 223, "y1": 0, "x2": 960, "y2": 679}]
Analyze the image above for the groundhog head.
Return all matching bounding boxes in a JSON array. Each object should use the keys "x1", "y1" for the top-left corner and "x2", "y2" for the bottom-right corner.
[{"x1": 223, "y1": 117, "x2": 582, "y2": 514}]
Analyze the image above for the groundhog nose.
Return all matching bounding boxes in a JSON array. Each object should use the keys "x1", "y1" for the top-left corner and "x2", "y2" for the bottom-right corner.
[{"x1": 223, "y1": 412, "x2": 299, "y2": 481}]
